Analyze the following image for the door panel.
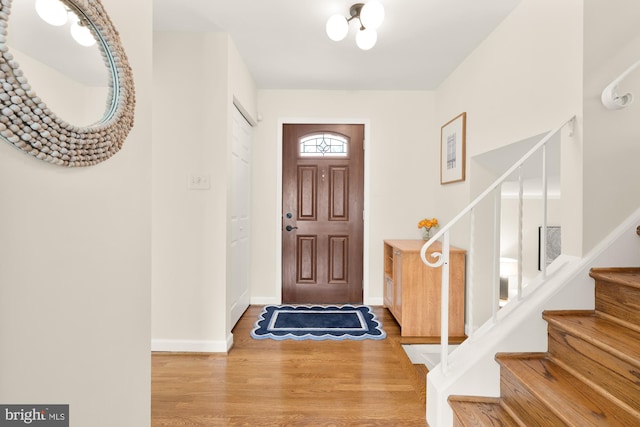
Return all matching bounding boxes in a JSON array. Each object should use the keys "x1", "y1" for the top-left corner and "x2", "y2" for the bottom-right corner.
[
  {"x1": 282, "y1": 124, "x2": 364, "y2": 304},
  {"x1": 230, "y1": 107, "x2": 252, "y2": 327},
  {"x1": 328, "y1": 236, "x2": 348, "y2": 283},
  {"x1": 329, "y1": 166, "x2": 348, "y2": 220},
  {"x1": 298, "y1": 166, "x2": 317, "y2": 220},
  {"x1": 297, "y1": 236, "x2": 317, "y2": 283}
]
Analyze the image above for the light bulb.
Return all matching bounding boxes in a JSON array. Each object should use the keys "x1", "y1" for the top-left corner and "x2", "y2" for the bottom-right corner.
[
  {"x1": 70, "y1": 20, "x2": 97, "y2": 47},
  {"x1": 35, "y1": 0, "x2": 68, "y2": 26},
  {"x1": 360, "y1": 0, "x2": 385, "y2": 30},
  {"x1": 356, "y1": 28, "x2": 377, "y2": 50},
  {"x1": 326, "y1": 14, "x2": 349, "y2": 42}
]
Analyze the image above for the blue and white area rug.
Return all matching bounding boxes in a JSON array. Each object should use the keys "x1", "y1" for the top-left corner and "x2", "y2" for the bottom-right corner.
[{"x1": 250, "y1": 305, "x2": 386, "y2": 341}]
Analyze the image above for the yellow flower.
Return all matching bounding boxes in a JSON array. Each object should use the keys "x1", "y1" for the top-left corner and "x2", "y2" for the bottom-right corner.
[{"x1": 417, "y1": 217, "x2": 439, "y2": 230}]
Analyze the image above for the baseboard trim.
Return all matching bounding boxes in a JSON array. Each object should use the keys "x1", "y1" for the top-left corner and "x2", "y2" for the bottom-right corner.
[
  {"x1": 251, "y1": 297, "x2": 384, "y2": 306},
  {"x1": 250, "y1": 297, "x2": 280, "y2": 305},
  {"x1": 226, "y1": 333, "x2": 234, "y2": 352},
  {"x1": 365, "y1": 297, "x2": 383, "y2": 306},
  {"x1": 151, "y1": 339, "x2": 229, "y2": 353}
]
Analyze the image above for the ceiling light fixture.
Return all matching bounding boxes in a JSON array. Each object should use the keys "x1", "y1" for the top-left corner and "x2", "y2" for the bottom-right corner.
[
  {"x1": 34, "y1": 0, "x2": 96, "y2": 47},
  {"x1": 35, "y1": 0, "x2": 68, "y2": 26},
  {"x1": 326, "y1": 1, "x2": 385, "y2": 51},
  {"x1": 70, "y1": 19, "x2": 97, "y2": 47}
]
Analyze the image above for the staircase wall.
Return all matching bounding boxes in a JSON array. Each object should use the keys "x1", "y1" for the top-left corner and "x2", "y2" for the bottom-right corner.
[
  {"x1": 582, "y1": 1, "x2": 640, "y2": 254},
  {"x1": 427, "y1": 207, "x2": 640, "y2": 426},
  {"x1": 434, "y1": 0, "x2": 583, "y2": 331}
]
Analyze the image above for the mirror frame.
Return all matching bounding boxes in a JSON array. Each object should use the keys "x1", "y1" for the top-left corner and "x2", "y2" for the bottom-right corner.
[{"x1": 0, "y1": 0, "x2": 135, "y2": 167}]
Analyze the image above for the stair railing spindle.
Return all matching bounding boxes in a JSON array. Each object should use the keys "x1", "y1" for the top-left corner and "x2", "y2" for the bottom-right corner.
[
  {"x1": 541, "y1": 145, "x2": 548, "y2": 279},
  {"x1": 440, "y1": 231, "x2": 451, "y2": 374},
  {"x1": 493, "y1": 187, "x2": 502, "y2": 322},
  {"x1": 518, "y1": 166, "x2": 524, "y2": 300},
  {"x1": 468, "y1": 207, "x2": 476, "y2": 337}
]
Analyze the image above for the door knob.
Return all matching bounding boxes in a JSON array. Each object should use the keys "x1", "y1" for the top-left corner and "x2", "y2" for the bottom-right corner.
[{"x1": 285, "y1": 225, "x2": 298, "y2": 232}]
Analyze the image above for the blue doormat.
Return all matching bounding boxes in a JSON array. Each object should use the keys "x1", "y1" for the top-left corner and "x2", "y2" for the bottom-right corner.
[{"x1": 250, "y1": 305, "x2": 386, "y2": 341}]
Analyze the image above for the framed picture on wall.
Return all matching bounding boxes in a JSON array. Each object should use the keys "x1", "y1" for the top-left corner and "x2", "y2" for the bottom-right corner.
[{"x1": 440, "y1": 112, "x2": 467, "y2": 184}]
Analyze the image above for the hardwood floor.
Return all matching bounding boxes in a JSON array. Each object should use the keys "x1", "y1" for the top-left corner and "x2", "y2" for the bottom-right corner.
[{"x1": 152, "y1": 306, "x2": 428, "y2": 426}]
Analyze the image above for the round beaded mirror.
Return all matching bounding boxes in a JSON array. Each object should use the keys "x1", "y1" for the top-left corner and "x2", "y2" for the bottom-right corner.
[{"x1": 0, "y1": 0, "x2": 135, "y2": 167}]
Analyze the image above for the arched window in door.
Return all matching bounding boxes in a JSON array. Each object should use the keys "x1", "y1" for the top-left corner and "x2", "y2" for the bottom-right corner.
[{"x1": 299, "y1": 133, "x2": 348, "y2": 157}]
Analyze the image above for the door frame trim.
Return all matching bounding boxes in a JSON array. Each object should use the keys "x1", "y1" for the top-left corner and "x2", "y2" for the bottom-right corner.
[{"x1": 275, "y1": 118, "x2": 375, "y2": 305}]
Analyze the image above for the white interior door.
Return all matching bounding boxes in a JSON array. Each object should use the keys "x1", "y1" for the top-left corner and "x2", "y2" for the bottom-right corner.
[{"x1": 230, "y1": 106, "x2": 252, "y2": 327}]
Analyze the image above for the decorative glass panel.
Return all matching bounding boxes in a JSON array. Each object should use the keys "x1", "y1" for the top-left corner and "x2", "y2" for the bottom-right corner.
[{"x1": 299, "y1": 134, "x2": 348, "y2": 157}]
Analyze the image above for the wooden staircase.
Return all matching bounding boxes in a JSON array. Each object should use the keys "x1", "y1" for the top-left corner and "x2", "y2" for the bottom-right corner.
[{"x1": 449, "y1": 267, "x2": 640, "y2": 426}]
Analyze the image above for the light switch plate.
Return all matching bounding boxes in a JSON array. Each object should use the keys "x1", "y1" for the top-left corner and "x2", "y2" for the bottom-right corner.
[{"x1": 188, "y1": 174, "x2": 210, "y2": 190}]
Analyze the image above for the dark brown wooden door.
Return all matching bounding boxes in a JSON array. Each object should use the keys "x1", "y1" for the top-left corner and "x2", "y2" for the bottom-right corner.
[{"x1": 282, "y1": 124, "x2": 364, "y2": 304}]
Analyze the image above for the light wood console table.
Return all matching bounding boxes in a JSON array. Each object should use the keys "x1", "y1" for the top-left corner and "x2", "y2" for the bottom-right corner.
[{"x1": 383, "y1": 240, "x2": 466, "y2": 343}]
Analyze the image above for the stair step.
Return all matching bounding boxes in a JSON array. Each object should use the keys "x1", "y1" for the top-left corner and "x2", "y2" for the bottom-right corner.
[
  {"x1": 590, "y1": 268, "x2": 640, "y2": 289},
  {"x1": 590, "y1": 268, "x2": 640, "y2": 329},
  {"x1": 449, "y1": 396, "x2": 519, "y2": 427},
  {"x1": 543, "y1": 310, "x2": 640, "y2": 368},
  {"x1": 543, "y1": 311, "x2": 640, "y2": 415},
  {"x1": 497, "y1": 353, "x2": 640, "y2": 426}
]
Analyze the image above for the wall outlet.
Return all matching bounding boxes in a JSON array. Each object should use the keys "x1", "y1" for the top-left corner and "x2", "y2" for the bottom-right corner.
[{"x1": 187, "y1": 174, "x2": 210, "y2": 190}]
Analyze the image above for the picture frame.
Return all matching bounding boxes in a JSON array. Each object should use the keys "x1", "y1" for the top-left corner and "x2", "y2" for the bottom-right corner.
[{"x1": 440, "y1": 112, "x2": 467, "y2": 184}]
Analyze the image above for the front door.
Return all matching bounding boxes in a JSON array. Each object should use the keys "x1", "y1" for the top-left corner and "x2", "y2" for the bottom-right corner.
[{"x1": 282, "y1": 124, "x2": 364, "y2": 304}]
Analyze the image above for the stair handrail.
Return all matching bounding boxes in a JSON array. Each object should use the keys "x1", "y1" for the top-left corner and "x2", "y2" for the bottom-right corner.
[
  {"x1": 601, "y1": 59, "x2": 640, "y2": 110},
  {"x1": 421, "y1": 115, "x2": 576, "y2": 374}
]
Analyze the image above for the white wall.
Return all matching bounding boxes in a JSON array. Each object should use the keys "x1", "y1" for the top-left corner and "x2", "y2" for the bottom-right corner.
[
  {"x1": 152, "y1": 32, "x2": 221, "y2": 351},
  {"x1": 152, "y1": 32, "x2": 257, "y2": 352},
  {"x1": 582, "y1": 0, "x2": 640, "y2": 252},
  {"x1": 433, "y1": 0, "x2": 583, "y2": 326},
  {"x1": 251, "y1": 90, "x2": 435, "y2": 304},
  {"x1": 0, "y1": 0, "x2": 152, "y2": 425}
]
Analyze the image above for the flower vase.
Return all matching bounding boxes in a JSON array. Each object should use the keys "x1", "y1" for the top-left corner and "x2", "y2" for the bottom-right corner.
[{"x1": 422, "y1": 228, "x2": 431, "y2": 240}]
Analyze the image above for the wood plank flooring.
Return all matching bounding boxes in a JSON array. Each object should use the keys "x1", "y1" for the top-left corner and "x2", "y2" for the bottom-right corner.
[{"x1": 152, "y1": 306, "x2": 428, "y2": 426}]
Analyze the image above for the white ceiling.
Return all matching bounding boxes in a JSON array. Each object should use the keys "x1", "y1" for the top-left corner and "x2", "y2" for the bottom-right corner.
[
  {"x1": 7, "y1": 0, "x2": 522, "y2": 91},
  {"x1": 153, "y1": 0, "x2": 522, "y2": 90}
]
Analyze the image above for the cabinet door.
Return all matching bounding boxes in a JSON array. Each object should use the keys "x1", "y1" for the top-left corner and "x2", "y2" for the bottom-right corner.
[
  {"x1": 383, "y1": 243, "x2": 394, "y2": 310},
  {"x1": 384, "y1": 274, "x2": 394, "y2": 309},
  {"x1": 393, "y1": 250, "x2": 403, "y2": 322}
]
